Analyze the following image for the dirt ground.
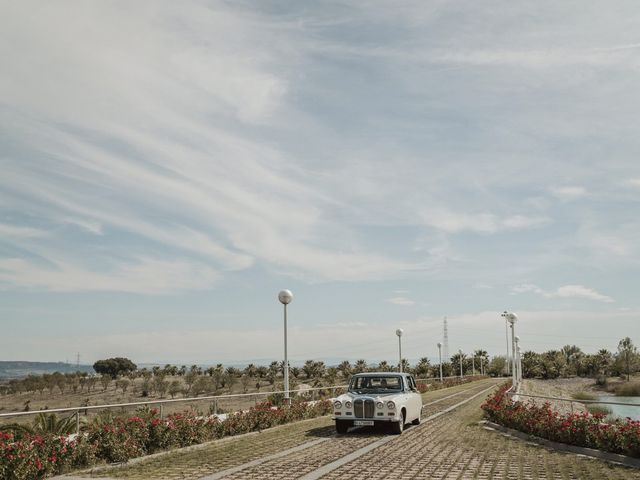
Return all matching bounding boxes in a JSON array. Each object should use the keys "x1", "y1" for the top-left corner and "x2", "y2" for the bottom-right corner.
[{"x1": 519, "y1": 378, "x2": 598, "y2": 414}]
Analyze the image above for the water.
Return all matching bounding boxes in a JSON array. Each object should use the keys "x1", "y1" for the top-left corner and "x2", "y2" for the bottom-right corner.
[{"x1": 596, "y1": 395, "x2": 640, "y2": 420}]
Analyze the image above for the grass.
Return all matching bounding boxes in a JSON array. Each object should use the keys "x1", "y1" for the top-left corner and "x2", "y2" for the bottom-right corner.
[
  {"x1": 571, "y1": 391, "x2": 596, "y2": 401},
  {"x1": 586, "y1": 404, "x2": 613, "y2": 416},
  {"x1": 614, "y1": 382, "x2": 640, "y2": 396}
]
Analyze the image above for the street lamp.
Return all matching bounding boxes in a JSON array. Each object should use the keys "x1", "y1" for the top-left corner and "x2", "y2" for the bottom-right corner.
[
  {"x1": 516, "y1": 343, "x2": 522, "y2": 384},
  {"x1": 437, "y1": 342, "x2": 443, "y2": 382},
  {"x1": 458, "y1": 349, "x2": 463, "y2": 378},
  {"x1": 278, "y1": 289, "x2": 293, "y2": 403},
  {"x1": 514, "y1": 335, "x2": 520, "y2": 383},
  {"x1": 503, "y1": 312, "x2": 518, "y2": 387},
  {"x1": 501, "y1": 311, "x2": 510, "y2": 375},
  {"x1": 396, "y1": 329, "x2": 404, "y2": 372}
]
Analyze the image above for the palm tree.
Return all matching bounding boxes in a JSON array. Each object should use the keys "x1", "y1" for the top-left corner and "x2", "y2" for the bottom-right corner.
[
  {"x1": 353, "y1": 359, "x2": 368, "y2": 373},
  {"x1": 5, "y1": 413, "x2": 77, "y2": 437},
  {"x1": 337, "y1": 360, "x2": 352, "y2": 378},
  {"x1": 414, "y1": 357, "x2": 430, "y2": 377},
  {"x1": 474, "y1": 350, "x2": 489, "y2": 375}
]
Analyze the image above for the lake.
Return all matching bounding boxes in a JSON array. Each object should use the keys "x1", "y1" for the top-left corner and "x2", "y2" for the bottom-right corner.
[{"x1": 597, "y1": 395, "x2": 640, "y2": 420}]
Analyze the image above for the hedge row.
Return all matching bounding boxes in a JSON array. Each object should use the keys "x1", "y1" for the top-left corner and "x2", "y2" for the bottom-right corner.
[
  {"x1": 482, "y1": 384, "x2": 640, "y2": 458},
  {"x1": 0, "y1": 400, "x2": 331, "y2": 480}
]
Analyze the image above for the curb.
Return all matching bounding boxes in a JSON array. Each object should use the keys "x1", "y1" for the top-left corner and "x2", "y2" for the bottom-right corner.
[{"x1": 480, "y1": 420, "x2": 640, "y2": 470}]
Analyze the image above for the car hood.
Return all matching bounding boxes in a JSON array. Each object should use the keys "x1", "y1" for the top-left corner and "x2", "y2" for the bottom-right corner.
[{"x1": 333, "y1": 392, "x2": 403, "y2": 403}]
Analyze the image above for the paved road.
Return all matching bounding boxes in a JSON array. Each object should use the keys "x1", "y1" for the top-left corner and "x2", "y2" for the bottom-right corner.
[{"x1": 66, "y1": 379, "x2": 640, "y2": 479}]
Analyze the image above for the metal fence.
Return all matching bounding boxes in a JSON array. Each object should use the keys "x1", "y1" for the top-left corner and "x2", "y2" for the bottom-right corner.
[
  {"x1": 0, "y1": 373, "x2": 488, "y2": 433},
  {"x1": 0, "y1": 384, "x2": 348, "y2": 433}
]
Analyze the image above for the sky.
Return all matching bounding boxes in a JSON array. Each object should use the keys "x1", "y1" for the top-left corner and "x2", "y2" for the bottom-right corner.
[{"x1": 1, "y1": 1, "x2": 639, "y2": 366}]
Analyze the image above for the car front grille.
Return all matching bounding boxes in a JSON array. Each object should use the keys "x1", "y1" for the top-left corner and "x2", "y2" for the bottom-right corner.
[{"x1": 354, "y1": 398, "x2": 375, "y2": 418}]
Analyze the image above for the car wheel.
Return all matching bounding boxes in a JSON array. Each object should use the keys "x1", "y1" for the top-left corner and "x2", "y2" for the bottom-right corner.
[
  {"x1": 335, "y1": 420, "x2": 350, "y2": 434},
  {"x1": 391, "y1": 411, "x2": 405, "y2": 434}
]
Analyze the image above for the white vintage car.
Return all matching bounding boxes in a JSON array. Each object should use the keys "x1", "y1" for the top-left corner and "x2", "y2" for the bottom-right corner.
[{"x1": 331, "y1": 372, "x2": 422, "y2": 434}]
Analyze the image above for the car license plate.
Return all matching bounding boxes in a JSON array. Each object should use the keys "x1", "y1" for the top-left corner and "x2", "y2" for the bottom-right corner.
[{"x1": 354, "y1": 420, "x2": 374, "y2": 426}]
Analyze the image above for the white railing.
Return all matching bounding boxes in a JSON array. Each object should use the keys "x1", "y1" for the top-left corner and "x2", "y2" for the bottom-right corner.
[
  {"x1": 0, "y1": 384, "x2": 348, "y2": 433},
  {"x1": 0, "y1": 374, "x2": 489, "y2": 433}
]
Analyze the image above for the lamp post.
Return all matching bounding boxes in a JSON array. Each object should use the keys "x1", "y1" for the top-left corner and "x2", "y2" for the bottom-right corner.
[
  {"x1": 459, "y1": 349, "x2": 463, "y2": 378},
  {"x1": 396, "y1": 329, "x2": 404, "y2": 372},
  {"x1": 503, "y1": 312, "x2": 518, "y2": 387},
  {"x1": 472, "y1": 354, "x2": 476, "y2": 376},
  {"x1": 278, "y1": 290, "x2": 293, "y2": 403},
  {"x1": 437, "y1": 342, "x2": 443, "y2": 382},
  {"x1": 502, "y1": 311, "x2": 510, "y2": 375},
  {"x1": 516, "y1": 344, "x2": 522, "y2": 384},
  {"x1": 514, "y1": 335, "x2": 520, "y2": 384}
]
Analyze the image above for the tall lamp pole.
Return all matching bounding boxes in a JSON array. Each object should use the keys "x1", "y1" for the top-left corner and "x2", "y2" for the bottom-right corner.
[
  {"x1": 459, "y1": 349, "x2": 463, "y2": 379},
  {"x1": 437, "y1": 342, "x2": 443, "y2": 382},
  {"x1": 396, "y1": 329, "x2": 404, "y2": 372},
  {"x1": 503, "y1": 312, "x2": 518, "y2": 387},
  {"x1": 502, "y1": 311, "x2": 510, "y2": 375},
  {"x1": 278, "y1": 290, "x2": 293, "y2": 403}
]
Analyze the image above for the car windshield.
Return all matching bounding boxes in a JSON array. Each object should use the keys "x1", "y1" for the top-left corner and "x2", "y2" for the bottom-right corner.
[{"x1": 349, "y1": 375, "x2": 403, "y2": 394}]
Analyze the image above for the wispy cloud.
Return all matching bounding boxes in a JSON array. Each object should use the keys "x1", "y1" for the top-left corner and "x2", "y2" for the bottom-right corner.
[
  {"x1": 419, "y1": 209, "x2": 550, "y2": 234},
  {"x1": 0, "y1": 223, "x2": 48, "y2": 238},
  {"x1": 0, "y1": 256, "x2": 220, "y2": 294},
  {"x1": 549, "y1": 186, "x2": 587, "y2": 201},
  {"x1": 511, "y1": 283, "x2": 614, "y2": 303},
  {"x1": 387, "y1": 297, "x2": 415, "y2": 306}
]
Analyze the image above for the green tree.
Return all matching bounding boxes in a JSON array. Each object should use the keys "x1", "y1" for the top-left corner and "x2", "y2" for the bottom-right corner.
[
  {"x1": 93, "y1": 357, "x2": 137, "y2": 379},
  {"x1": 353, "y1": 359, "x2": 368, "y2": 373},
  {"x1": 487, "y1": 356, "x2": 507, "y2": 377},
  {"x1": 414, "y1": 357, "x2": 431, "y2": 377},
  {"x1": 617, "y1": 337, "x2": 639, "y2": 381},
  {"x1": 337, "y1": 360, "x2": 352, "y2": 378}
]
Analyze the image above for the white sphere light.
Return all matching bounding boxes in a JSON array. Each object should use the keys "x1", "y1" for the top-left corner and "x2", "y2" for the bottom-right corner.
[
  {"x1": 396, "y1": 328, "x2": 404, "y2": 337},
  {"x1": 505, "y1": 312, "x2": 518, "y2": 324},
  {"x1": 278, "y1": 289, "x2": 293, "y2": 305},
  {"x1": 515, "y1": 335, "x2": 520, "y2": 343},
  {"x1": 437, "y1": 342, "x2": 442, "y2": 348}
]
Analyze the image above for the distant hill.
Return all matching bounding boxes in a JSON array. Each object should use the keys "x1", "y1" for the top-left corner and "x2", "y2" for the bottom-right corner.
[{"x1": 0, "y1": 361, "x2": 94, "y2": 380}]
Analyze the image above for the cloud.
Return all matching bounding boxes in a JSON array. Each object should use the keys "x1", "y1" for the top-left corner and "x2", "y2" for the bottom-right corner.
[
  {"x1": 387, "y1": 297, "x2": 415, "y2": 306},
  {"x1": 0, "y1": 256, "x2": 220, "y2": 294},
  {"x1": 549, "y1": 285, "x2": 614, "y2": 303},
  {"x1": 549, "y1": 186, "x2": 587, "y2": 200},
  {"x1": 419, "y1": 210, "x2": 550, "y2": 234},
  {"x1": 0, "y1": 223, "x2": 48, "y2": 238},
  {"x1": 627, "y1": 178, "x2": 640, "y2": 188},
  {"x1": 511, "y1": 283, "x2": 614, "y2": 303}
]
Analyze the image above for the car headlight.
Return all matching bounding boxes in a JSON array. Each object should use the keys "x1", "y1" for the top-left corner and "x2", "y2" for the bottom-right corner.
[
  {"x1": 376, "y1": 401, "x2": 384, "y2": 409},
  {"x1": 386, "y1": 401, "x2": 395, "y2": 409},
  {"x1": 345, "y1": 401, "x2": 352, "y2": 409},
  {"x1": 333, "y1": 400, "x2": 342, "y2": 409}
]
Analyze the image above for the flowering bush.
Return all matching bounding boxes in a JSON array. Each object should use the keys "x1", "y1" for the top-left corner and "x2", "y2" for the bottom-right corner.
[
  {"x1": 0, "y1": 399, "x2": 332, "y2": 479},
  {"x1": 0, "y1": 431, "x2": 97, "y2": 480},
  {"x1": 482, "y1": 384, "x2": 640, "y2": 458}
]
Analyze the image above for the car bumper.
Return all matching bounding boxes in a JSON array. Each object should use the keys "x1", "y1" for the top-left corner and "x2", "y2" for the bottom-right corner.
[{"x1": 333, "y1": 416, "x2": 399, "y2": 423}]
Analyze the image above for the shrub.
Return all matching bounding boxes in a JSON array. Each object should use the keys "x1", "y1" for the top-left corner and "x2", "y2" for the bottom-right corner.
[
  {"x1": 571, "y1": 391, "x2": 596, "y2": 401},
  {"x1": 615, "y1": 382, "x2": 640, "y2": 396},
  {"x1": 586, "y1": 404, "x2": 612, "y2": 416},
  {"x1": 482, "y1": 384, "x2": 640, "y2": 458},
  {"x1": 0, "y1": 400, "x2": 332, "y2": 479}
]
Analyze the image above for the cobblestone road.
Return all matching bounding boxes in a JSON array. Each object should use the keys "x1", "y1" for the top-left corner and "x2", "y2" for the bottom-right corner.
[{"x1": 72, "y1": 379, "x2": 640, "y2": 479}]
